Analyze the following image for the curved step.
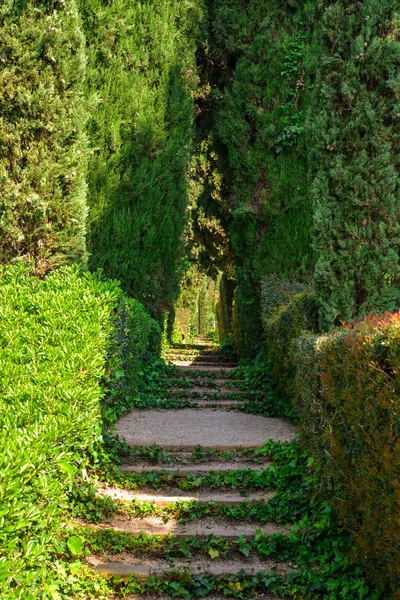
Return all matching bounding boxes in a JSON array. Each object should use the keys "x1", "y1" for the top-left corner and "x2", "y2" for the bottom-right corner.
[
  {"x1": 116, "y1": 409, "x2": 297, "y2": 449},
  {"x1": 171, "y1": 362, "x2": 236, "y2": 370}
]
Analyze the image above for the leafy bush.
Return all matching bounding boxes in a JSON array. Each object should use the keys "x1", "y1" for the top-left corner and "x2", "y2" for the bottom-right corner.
[
  {"x1": 260, "y1": 276, "x2": 319, "y2": 403},
  {"x1": 295, "y1": 312, "x2": 400, "y2": 594},
  {"x1": 260, "y1": 275, "x2": 310, "y2": 321},
  {"x1": 0, "y1": 265, "x2": 158, "y2": 598},
  {"x1": 264, "y1": 292, "x2": 319, "y2": 403}
]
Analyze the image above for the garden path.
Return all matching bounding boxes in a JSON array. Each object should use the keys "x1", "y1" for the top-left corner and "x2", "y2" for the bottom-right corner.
[{"x1": 86, "y1": 342, "x2": 298, "y2": 598}]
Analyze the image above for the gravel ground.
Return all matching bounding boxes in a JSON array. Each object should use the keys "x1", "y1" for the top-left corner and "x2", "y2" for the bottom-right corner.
[{"x1": 116, "y1": 409, "x2": 296, "y2": 448}]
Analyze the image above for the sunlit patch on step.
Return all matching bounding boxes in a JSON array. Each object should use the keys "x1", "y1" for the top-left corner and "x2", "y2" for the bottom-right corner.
[
  {"x1": 98, "y1": 486, "x2": 274, "y2": 507},
  {"x1": 92, "y1": 515, "x2": 288, "y2": 539}
]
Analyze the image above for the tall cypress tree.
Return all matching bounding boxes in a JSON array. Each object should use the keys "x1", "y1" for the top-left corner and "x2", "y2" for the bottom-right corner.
[
  {"x1": 310, "y1": 1, "x2": 400, "y2": 329},
  {"x1": 0, "y1": 0, "x2": 88, "y2": 274},
  {"x1": 80, "y1": 0, "x2": 203, "y2": 318},
  {"x1": 206, "y1": 0, "x2": 316, "y2": 353}
]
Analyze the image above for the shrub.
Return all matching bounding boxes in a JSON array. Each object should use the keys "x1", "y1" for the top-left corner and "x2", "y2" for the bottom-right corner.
[
  {"x1": 0, "y1": 0, "x2": 88, "y2": 273},
  {"x1": 0, "y1": 264, "x2": 158, "y2": 598},
  {"x1": 263, "y1": 290, "x2": 319, "y2": 403},
  {"x1": 295, "y1": 312, "x2": 400, "y2": 594},
  {"x1": 260, "y1": 275, "x2": 310, "y2": 321}
]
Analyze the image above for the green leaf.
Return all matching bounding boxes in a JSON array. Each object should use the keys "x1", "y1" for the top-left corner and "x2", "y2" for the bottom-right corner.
[
  {"x1": 67, "y1": 536, "x2": 83, "y2": 557},
  {"x1": 58, "y1": 460, "x2": 76, "y2": 476},
  {"x1": 208, "y1": 548, "x2": 219, "y2": 559}
]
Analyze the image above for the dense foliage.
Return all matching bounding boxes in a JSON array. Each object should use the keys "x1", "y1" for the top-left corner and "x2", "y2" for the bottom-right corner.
[
  {"x1": 0, "y1": 0, "x2": 88, "y2": 274},
  {"x1": 251, "y1": 280, "x2": 400, "y2": 595},
  {"x1": 310, "y1": 0, "x2": 400, "y2": 329},
  {"x1": 191, "y1": 0, "x2": 399, "y2": 350},
  {"x1": 296, "y1": 313, "x2": 400, "y2": 594},
  {"x1": 199, "y1": 0, "x2": 316, "y2": 353},
  {"x1": 80, "y1": 0, "x2": 204, "y2": 317},
  {"x1": 0, "y1": 265, "x2": 158, "y2": 598},
  {"x1": 1, "y1": 1, "x2": 400, "y2": 596}
]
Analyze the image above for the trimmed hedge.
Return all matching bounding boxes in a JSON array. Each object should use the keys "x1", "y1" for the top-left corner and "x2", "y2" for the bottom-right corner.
[
  {"x1": 295, "y1": 313, "x2": 400, "y2": 594},
  {"x1": 261, "y1": 275, "x2": 310, "y2": 322},
  {"x1": 0, "y1": 265, "x2": 158, "y2": 598},
  {"x1": 261, "y1": 276, "x2": 319, "y2": 404},
  {"x1": 264, "y1": 292, "x2": 319, "y2": 404}
]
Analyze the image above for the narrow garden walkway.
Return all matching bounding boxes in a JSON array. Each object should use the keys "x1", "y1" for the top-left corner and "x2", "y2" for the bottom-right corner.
[{"x1": 85, "y1": 342, "x2": 299, "y2": 599}]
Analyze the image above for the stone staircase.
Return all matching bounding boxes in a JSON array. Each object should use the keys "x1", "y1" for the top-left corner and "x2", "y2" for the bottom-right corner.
[{"x1": 85, "y1": 341, "x2": 297, "y2": 598}]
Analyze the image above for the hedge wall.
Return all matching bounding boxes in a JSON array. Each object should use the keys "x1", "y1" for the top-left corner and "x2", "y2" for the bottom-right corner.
[
  {"x1": 0, "y1": 265, "x2": 158, "y2": 598},
  {"x1": 295, "y1": 313, "x2": 400, "y2": 594}
]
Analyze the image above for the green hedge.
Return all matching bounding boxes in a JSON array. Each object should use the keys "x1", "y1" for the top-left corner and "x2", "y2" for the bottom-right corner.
[
  {"x1": 295, "y1": 313, "x2": 400, "y2": 595},
  {"x1": 263, "y1": 292, "x2": 319, "y2": 403},
  {"x1": 260, "y1": 276, "x2": 319, "y2": 404},
  {"x1": 260, "y1": 275, "x2": 400, "y2": 593},
  {"x1": 0, "y1": 265, "x2": 158, "y2": 598}
]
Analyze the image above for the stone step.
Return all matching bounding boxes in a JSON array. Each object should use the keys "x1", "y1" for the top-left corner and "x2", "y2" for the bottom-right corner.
[
  {"x1": 171, "y1": 344, "x2": 216, "y2": 351},
  {"x1": 121, "y1": 453, "x2": 271, "y2": 467},
  {"x1": 167, "y1": 396, "x2": 244, "y2": 406},
  {"x1": 115, "y1": 409, "x2": 296, "y2": 449},
  {"x1": 119, "y1": 462, "x2": 270, "y2": 475},
  {"x1": 129, "y1": 442, "x2": 262, "y2": 452},
  {"x1": 87, "y1": 554, "x2": 291, "y2": 580},
  {"x1": 100, "y1": 486, "x2": 273, "y2": 507},
  {"x1": 171, "y1": 385, "x2": 242, "y2": 394},
  {"x1": 183, "y1": 400, "x2": 241, "y2": 408},
  {"x1": 171, "y1": 362, "x2": 236, "y2": 370},
  {"x1": 124, "y1": 450, "x2": 268, "y2": 462},
  {"x1": 166, "y1": 355, "x2": 236, "y2": 364},
  {"x1": 166, "y1": 350, "x2": 221, "y2": 356},
  {"x1": 93, "y1": 516, "x2": 286, "y2": 539}
]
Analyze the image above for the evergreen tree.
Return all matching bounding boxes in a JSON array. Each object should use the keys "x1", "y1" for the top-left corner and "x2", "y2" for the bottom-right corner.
[
  {"x1": 206, "y1": 0, "x2": 316, "y2": 353},
  {"x1": 0, "y1": 0, "x2": 88, "y2": 274},
  {"x1": 310, "y1": 1, "x2": 400, "y2": 328},
  {"x1": 79, "y1": 0, "x2": 204, "y2": 318}
]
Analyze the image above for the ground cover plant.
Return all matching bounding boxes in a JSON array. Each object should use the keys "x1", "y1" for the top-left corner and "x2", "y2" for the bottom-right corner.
[
  {"x1": 0, "y1": 264, "x2": 158, "y2": 599},
  {"x1": 67, "y1": 439, "x2": 381, "y2": 599}
]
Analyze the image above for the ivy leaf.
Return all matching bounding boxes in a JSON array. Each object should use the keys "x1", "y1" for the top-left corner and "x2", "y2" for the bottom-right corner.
[
  {"x1": 208, "y1": 548, "x2": 219, "y2": 559},
  {"x1": 67, "y1": 536, "x2": 83, "y2": 556}
]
